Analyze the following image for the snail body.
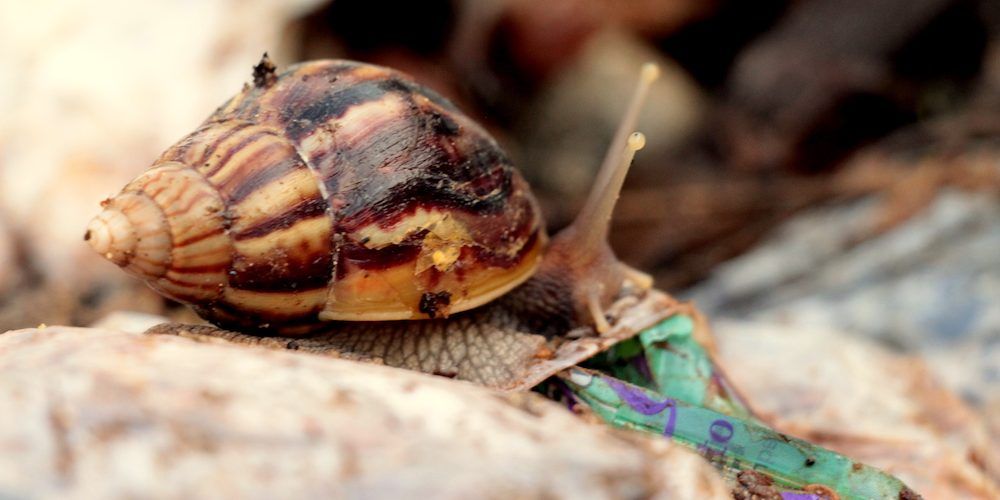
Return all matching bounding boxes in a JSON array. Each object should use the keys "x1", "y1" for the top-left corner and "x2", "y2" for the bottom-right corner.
[{"x1": 88, "y1": 56, "x2": 662, "y2": 387}]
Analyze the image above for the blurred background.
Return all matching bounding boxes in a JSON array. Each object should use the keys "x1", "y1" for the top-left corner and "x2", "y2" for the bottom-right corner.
[{"x1": 0, "y1": 0, "x2": 997, "y2": 432}]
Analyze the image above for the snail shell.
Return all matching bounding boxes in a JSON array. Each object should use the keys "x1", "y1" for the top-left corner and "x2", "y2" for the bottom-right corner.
[{"x1": 86, "y1": 59, "x2": 544, "y2": 335}]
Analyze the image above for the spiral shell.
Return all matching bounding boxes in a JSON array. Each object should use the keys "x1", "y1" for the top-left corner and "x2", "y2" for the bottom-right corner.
[{"x1": 86, "y1": 60, "x2": 545, "y2": 335}]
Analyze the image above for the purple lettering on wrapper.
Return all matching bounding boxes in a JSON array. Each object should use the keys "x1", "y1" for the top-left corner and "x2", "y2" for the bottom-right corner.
[
  {"x1": 780, "y1": 493, "x2": 820, "y2": 500},
  {"x1": 630, "y1": 353, "x2": 654, "y2": 384},
  {"x1": 605, "y1": 377, "x2": 678, "y2": 438},
  {"x1": 709, "y1": 419, "x2": 734, "y2": 443}
]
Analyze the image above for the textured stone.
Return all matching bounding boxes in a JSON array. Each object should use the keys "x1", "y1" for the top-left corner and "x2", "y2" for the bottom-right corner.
[
  {"x1": 714, "y1": 320, "x2": 1000, "y2": 499},
  {"x1": 0, "y1": 327, "x2": 727, "y2": 499},
  {"x1": 0, "y1": 0, "x2": 327, "y2": 329}
]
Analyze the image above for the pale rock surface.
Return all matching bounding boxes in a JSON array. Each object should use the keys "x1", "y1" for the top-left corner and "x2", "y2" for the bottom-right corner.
[
  {"x1": 0, "y1": 327, "x2": 728, "y2": 499},
  {"x1": 90, "y1": 311, "x2": 172, "y2": 334},
  {"x1": 0, "y1": 217, "x2": 18, "y2": 297},
  {"x1": 690, "y1": 190, "x2": 1000, "y2": 409},
  {"x1": 0, "y1": 0, "x2": 325, "y2": 290},
  {"x1": 714, "y1": 320, "x2": 1000, "y2": 499}
]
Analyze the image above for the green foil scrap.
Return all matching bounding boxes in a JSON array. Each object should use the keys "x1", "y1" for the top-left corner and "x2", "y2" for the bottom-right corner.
[
  {"x1": 585, "y1": 314, "x2": 754, "y2": 421},
  {"x1": 550, "y1": 314, "x2": 923, "y2": 499}
]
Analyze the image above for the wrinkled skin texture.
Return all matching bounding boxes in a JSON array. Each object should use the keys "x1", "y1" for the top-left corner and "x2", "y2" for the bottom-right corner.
[{"x1": 148, "y1": 287, "x2": 677, "y2": 390}]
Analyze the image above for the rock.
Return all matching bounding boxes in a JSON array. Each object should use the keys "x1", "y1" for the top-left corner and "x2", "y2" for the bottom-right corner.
[
  {"x1": 90, "y1": 312, "x2": 172, "y2": 334},
  {"x1": 0, "y1": 327, "x2": 728, "y2": 499},
  {"x1": 0, "y1": 216, "x2": 19, "y2": 298},
  {"x1": 713, "y1": 320, "x2": 1000, "y2": 499},
  {"x1": 688, "y1": 189, "x2": 1000, "y2": 408},
  {"x1": 0, "y1": 0, "x2": 327, "y2": 319}
]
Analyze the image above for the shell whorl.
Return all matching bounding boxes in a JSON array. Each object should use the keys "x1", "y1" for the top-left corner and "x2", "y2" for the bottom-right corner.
[
  {"x1": 85, "y1": 192, "x2": 170, "y2": 277},
  {"x1": 89, "y1": 60, "x2": 544, "y2": 335},
  {"x1": 87, "y1": 161, "x2": 231, "y2": 301}
]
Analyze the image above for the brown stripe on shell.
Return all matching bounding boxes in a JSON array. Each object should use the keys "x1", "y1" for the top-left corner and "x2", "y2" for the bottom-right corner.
[
  {"x1": 470, "y1": 229, "x2": 541, "y2": 269},
  {"x1": 251, "y1": 61, "x2": 538, "y2": 323},
  {"x1": 197, "y1": 301, "x2": 329, "y2": 336},
  {"x1": 200, "y1": 127, "x2": 289, "y2": 186},
  {"x1": 232, "y1": 197, "x2": 328, "y2": 240},
  {"x1": 208, "y1": 60, "x2": 518, "y2": 226},
  {"x1": 321, "y1": 98, "x2": 431, "y2": 220},
  {"x1": 218, "y1": 287, "x2": 329, "y2": 319},
  {"x1": 155, "y1": 274, "x2": 222, "y2": 304},
  {"x1": 174, "y1": 226, "x2": 225, "y2": 247},
  {"x1": 159, "y1": 119, "x2": 337, "y2": 301},
  {"x1": 161, "y1": 122, "x2": 278, "y2": 182},
  {"x1": 136, "y1": 166, "x2": 223, "y2": 250},
  {"x1": 159, "y1": 120, "x2": 257, "y2": 171},
  {"x1": 202, "y1": 128, "x2": 276, "y2": 179},
  {"x1": 161, "y1": 254, "x2": 227, "y2": 302},
  {"x1": 162, "y1": 269, "x2": 225, "y2": 288},
  {"x1": 210, "y1": 61, "x2": 384, "y2": 131},
  {"x1": 167, "y1": 238, "x2": 231, "y2": 269},
  {"x1": 167, "y1": 263, "x2": 230, "y2": 274},
  {"x1": 210, "y1": 123, "x2": 259, "y2": 162},
  {"x1": 332, "y1": 163, "x2": 513, "y2": 233},
  {"x1": 336, "y1": 234, "x2": 424, "y2": 277},
  {"x1": 226, "y1": 168, "x2": 324, "y2": 235},
  {"x1": 226, "y1": 256, "x2": 332, "y2": 292},
  {"x1": 298, "y1": 91, "x2": 414, "y2": 197},
  {"x1": 323, "y1": 74, "x2": 511, "y2": 227},
  {"x1": 163, "y1": 189, "x2": 210, "y2": 218},
  {"x1": 131, "y1": 163, "x2": 231, "y2": 304},
  {"x1": 218, "y1": 155, "x2": 306, "y2": 204},
  {"x1": 229, "y1": 215, "x2": 333, "y2": 292},
  {"x1": 196, "y1": 126, "x2": 336, "y2": 294},
  {"x1": 128, "y1": 258, "x2": 171, "y2": 279},
  {"x1": 442, "y1": 173, "x2": 541, "y2": 265},
  {"x1": 279, "y1": 77, "x2": 407, "y2": 141}
]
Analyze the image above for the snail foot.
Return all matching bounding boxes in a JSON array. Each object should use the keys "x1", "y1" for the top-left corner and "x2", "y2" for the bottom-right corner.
[{"x1": 144, "y1": 323, "x2": 272, "y2": 347}]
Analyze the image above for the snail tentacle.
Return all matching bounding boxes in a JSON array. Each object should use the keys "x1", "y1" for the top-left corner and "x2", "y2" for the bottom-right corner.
[{"x1": 530, "y1": 64, "x2": 659, "y2": 331}]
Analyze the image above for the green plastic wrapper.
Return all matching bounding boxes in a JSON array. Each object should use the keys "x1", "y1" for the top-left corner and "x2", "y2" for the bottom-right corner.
[
  {"x1": 586, "y1": 314, "x2": 754, "y2": 420},
  {"x1": 554, "y1": 315, "x2": 922, "y2": 500}
]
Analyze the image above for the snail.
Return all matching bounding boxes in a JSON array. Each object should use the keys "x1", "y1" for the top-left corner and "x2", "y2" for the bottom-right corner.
[{"x1": 86, "y1": 55, "x2": 675, "y2": 389}]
